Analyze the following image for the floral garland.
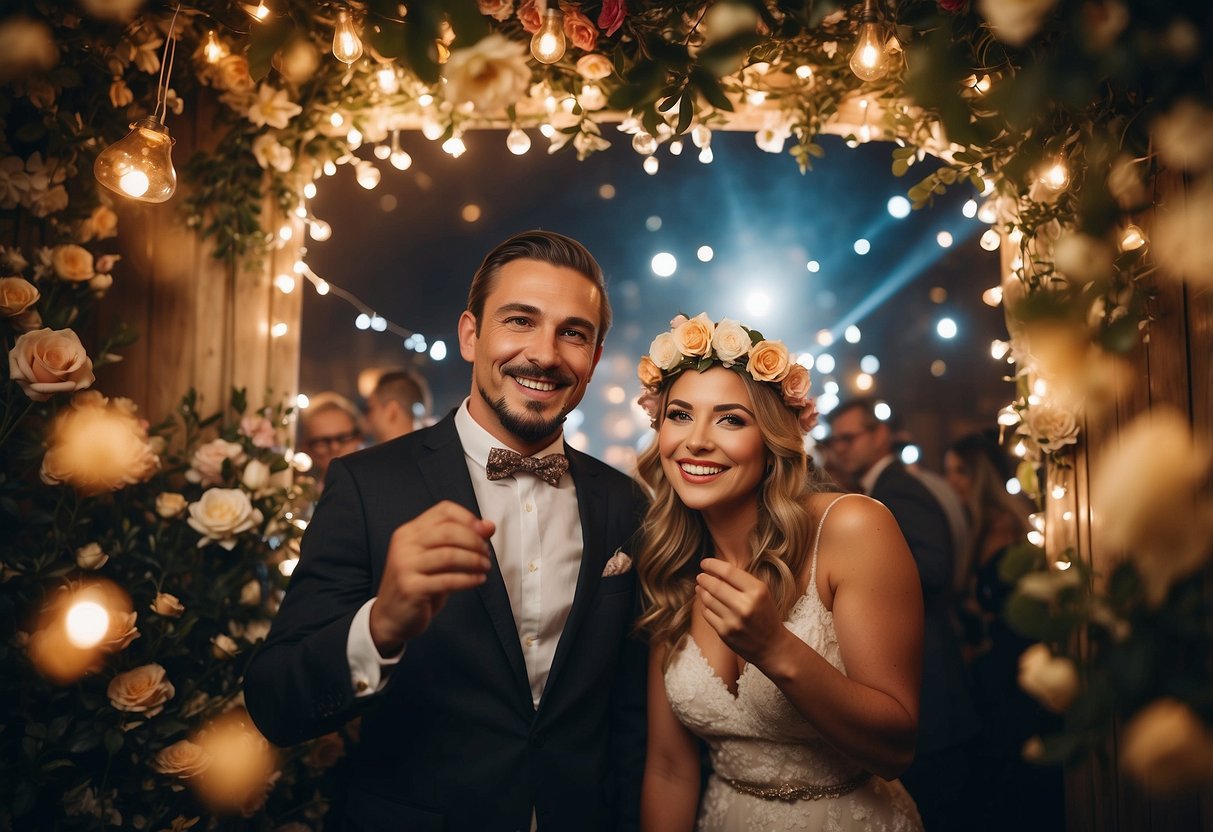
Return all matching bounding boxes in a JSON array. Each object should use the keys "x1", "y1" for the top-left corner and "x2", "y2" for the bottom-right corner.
[{"x1": 637, "y1": 313, "x2": 819, "y2": 433}]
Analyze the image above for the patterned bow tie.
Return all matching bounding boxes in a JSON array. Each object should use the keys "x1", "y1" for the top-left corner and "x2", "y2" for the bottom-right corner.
[{"x1": 485, "y1": 447, "x2": 569, "y2": 487}]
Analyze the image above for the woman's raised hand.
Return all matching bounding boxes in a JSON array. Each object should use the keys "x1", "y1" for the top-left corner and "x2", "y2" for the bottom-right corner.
[{"x1": 695, "y1": 557, "x2": 788, "y2": 668}]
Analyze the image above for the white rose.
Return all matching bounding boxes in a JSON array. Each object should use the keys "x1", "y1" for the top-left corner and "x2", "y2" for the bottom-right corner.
[
  {"x1": 241, "y1": 459, "x2": 271, "y2": 492},
  {"x1": 648, "y1": 331, "x2": 681, "y2": 370},
  {"x1": 1121, "y1": 698, "x2": 1213, "y2": 797},
  {"x1": 978, "y1": 0, "x2": 1059, "y2": 46},
  {"x1": 1017, "y1": 643, "x2": 1079, "y2": 713},
  {"x1": 0, "y1": 276, "x2": 39, "y2": 317},
  {"x1": 156, "y1": 492, "x2": 187, "y2": 518},
  {"x1": 188, "y1": 488, "x2": 264, "y2": 550},
  {"x1": 51, "y1": 244, "x2": 94, "y2": 282},
  {"x1": 1022, "y1": 402, "x2": 1079, "y2": 450},
  {"x1": 8, "y1": 328, "x2": 94, "y2": 402},
  {"x1": 442, "y1": 34, "x2": 531, "y2": 113},
  {"x1": 1092, "y1": 408, "x2": 1213, "y2": 606},
  {"x1": 239, "y1": 579, "x2": 262, "y2": 606},
  {"x1": 211, "y1": 633, "x2": 239, "y2": 659},
  {"x1": 575, "y1": 53, "x2": 613, "y2": 80},
  {"x1": 251, "y1": 133, "x2": 293, "y2": 173},
  {"x1": 107, "y1": 663, "x2": 174, "y2": 717},
  {"x1": 711, "y1": 319, "x2": 752, "y2": 366},
  {"x1": 187, "y1": 438, "x2": 247, "y2": 486},
  {"x1": 88, "y1": 273, "x2": 113, "y2": 295},
  {"x1": 75, "y1": 542, "x2": 108, "y2": 570}
]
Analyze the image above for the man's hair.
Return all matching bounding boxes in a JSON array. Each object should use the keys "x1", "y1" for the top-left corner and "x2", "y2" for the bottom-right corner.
[
  {"x1": 302, "y1": 391, "x2": 360, "y2": 431},
  {"x1": 466, "y1": 229, "x2": 611, "y2": 345},
  {"x1": 825, "y1": 396, "x2": 881, "y2": 429},
  {"x1": 372, "y1": 368, "x2": 431, "y2": 419}
]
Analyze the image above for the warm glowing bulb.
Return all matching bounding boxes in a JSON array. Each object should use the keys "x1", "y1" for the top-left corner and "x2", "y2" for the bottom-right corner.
[
  {"x1": 982, "y1": 286, "x2": 1004, "y2": 307},
  {"x1": 418, "y1": 93, "x2": 434, "y2": 107},
  {"x1": 669, "y1": 140, "x2": 683, "y2": 156},
  {"x1": 309, "y1": 219, "x2": 332, "y2": 241},
  {"x1": 329, "y1": 111, "x2": 344, "y2": 128},
  {"x1": 94, "y1": 117, "x2": 177, "y2": 203},
  {"x1": 374, "y1": 143, "x2": 391, "y2": 160},
  {"x1": 691, "y1": 125, "x2": 711, "y2": 149},
  {"x1": 245, "y1": 2, "x2": 269, "y2": 21},
  {"x1": 376, "y1": 66, "x2": 399, "y2": 94},
  {"x1": 539, "y1": 122, "x2": 555, "y2": 138},
  {"x1": 303, "y1": 182, "x2": 317, "y2": 199},
  {"x1": 203, "y1": 30, "x2": 227, "y2": 63},
  {"x1": 442, "y1": 136, "x2": 466, "y2": 158},
  {"x1": 271, "y1": 321, "x2": 289, "y2": 337},
  {"x1": 979, "y1": 228, "x2": 1002, "y2": 251},
  {"x1": 531, "y1": 9, "x2": 567, "y2": 64},
  {"x1": 1120, "y1": 224, "x2": 1146, "y2": 251},
  {"x1": 65, "y1": 601, "x2": 109, "y2": 649},
  {"x1": 390, "y1": 150, "x2": 412, "y2": 170},
  {"x1": 274, "y1": 273, "x2": 296, "y2": 293},
  {"x1": 506, "y1": 127, "x2": 531, "y2": 155},
  {"x1": 347, "y1": 128, "x2": 363, "y2": 148},
  {"x1": 796, "y1": 64, "x2": 813, "y2": 80},
  {"x1": 632, "y1": 132, "x2": 657, "y2": 156},
  {"x1": 698, "y1": 146, "x2": 714, "y2": 164},
  {"x1": 356, "y1": 163, "x2": 380, "y2": 189},
  {"x1": 1039, "y1": 159, "x2": 1070, "y2": 191},
  {"x1": 849, "y1": 21, "x2": 890, "y2": 82},
  {"x1": 314, "y1": 279, "x2": 330, "y2": 295},
  {"x1": 333, "y1": 10, "x2": 364, "y2": 64},
  {"x1": 643, "y1": 156, "x2": 659, "y2": 175}
]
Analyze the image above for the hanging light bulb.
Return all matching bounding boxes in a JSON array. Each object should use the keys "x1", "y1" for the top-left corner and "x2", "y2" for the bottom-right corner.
[
  {"x1": 203, "y1": 30, "x2": 227, "y2": 63},
  {"x1": 442, "y1": 134, "x2": 467, "y2": 158},
  {"x1": 1120, "y1": 223, "x2": 1146, "y2": 251},
  {"x1": 539, "y1": 122, "x2": 555, "y2": 138},
  {"x1": 849, "y1": 0, "x2": 890, "y2": 82},
  {"x1": 643, "y1": 156, "x2": 659, "y2": 175},
  {"x1": 390, "y1": 149, "x2": 412, "y2": 170},
  {"x1": 355, "y1": 162, "x2": 380, "y2": 189},
  {"x1": 531, "y1": 8, "x2": 567, "y2": 64},
  {"x1": 309, "y1": 219, "x2": 332, "y2": 241},
  {"x1": 244, "y1": 1, "x2": 270, "y2": 21},
  {"x1": 631, "y1": 132, "x2": 657, "y2": 156},
  {"x1": 332, "y1": 9, "x2": 364, "y2": 64},
  {"x1": 1037, "y1": 157, "x2": 1070, "y2": 191},
  {"x1": 376, "y1": 65, "x2": 399, "y2": 94},
  {"x1": 303, "y1": 182, "x2": 317, "y2": 199},
  {"x1": 698, "y1": 146, "x2": 714, "y2": 164},
  {"x1": 691, "y1": 124, "x2": 712, "y2": 149},
  {"x1": 669, "y1": 139, "x2": 683, "y2": 156},
  {"x1": 94, "y1": 116, "x2": 177, "y2": 203},
  {"x1": 979, "y1": 228, "x2": 1002, "y2": 251},
  {"x1": 506, "y1": 126, "x2": 531, "y2": 155},
  {"x1": 374, "y1": 143, "x2": 391, "y2": 160}
]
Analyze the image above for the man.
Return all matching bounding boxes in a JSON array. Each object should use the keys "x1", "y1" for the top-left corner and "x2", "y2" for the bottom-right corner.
[
  {"x1": 245, "y1": 231, "x2": 646, "y2": 832},
  {"x1": 300, "y1": 392, "x2": 364, "y2": 485},
  {"x1": 826, "y1": 398, "x2": 980, "y2": 832},
  {"x1": 365, "y1": 368, "x2": 431, "y2": 443}
]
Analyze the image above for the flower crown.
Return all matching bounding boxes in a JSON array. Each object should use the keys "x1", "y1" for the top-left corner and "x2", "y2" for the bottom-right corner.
[{"x1": 637, "y1": 313, "x2": 819, "y2": 433}]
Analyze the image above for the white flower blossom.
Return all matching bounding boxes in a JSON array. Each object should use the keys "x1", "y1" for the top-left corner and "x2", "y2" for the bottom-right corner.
[{"x1": 246, "y1": 84, "x2": 303, "y2": 130}]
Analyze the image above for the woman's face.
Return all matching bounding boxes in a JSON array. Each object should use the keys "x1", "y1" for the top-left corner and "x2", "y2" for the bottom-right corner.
[
  {"x1": 657, "y1": 367, "x2": 769, "y2": 517},
  {"x1": 944, "y1": 450, "x2": 973, "y2": 501}
]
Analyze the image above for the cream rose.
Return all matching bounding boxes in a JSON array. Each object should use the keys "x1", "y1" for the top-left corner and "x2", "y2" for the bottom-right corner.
[
  {"x1": 1017, "y1": 643, "x2": 1079, "y2": 713},
  {"x1": 151, "y1": 592, "x2": 184, "y2": 617},
  {"x1": 101, "y1": 610, "x2": 140, "y2": 652},
  {"x1": 746, "y1": 339, "x2": 791, "y2": 382},
  {"x1": 576, "y1": 53, "x2": 613, "y2": 80},
  {"x1": 780, "y1": 363, "x2": 812, "y2": 405},
  {"x1": 212, "y1": 633, "x2": 240, "y2": 659},
  {"x1": 156, "y1": 492, "x2": 187, "y2": 518},
  {"x1": 648, "y1": 331, "x2": 681, "y2": 370},
  {"x1": 241, "y1": 459, "x2": 271, "y2": 492},
  {"x1": 107, "y1": 663, "x2": 174, "y2": 717},
  {"x1": 188, "y1": 488, "x2": 264, "y2": 550},
  {"x1": 50, "y1": 244, "x2": 94, "y2": 282},
  {"x1": 79, "y1": 204, "x2": 118, "y2": 242},
  {"x1": 0, "y1": 276, "x2": 39, "y2": 317},
  {"x1": 1092, "y1": 408, "x2": 1213, "y2": 606},
  {"x1": 442, "y1": 34, "x2": 531, "y2": 114},
  {"x1": 560, "y1": 2, "x2": 598, "y2": 51},
  {"x1": 1120, "y1": 698, "x2": 1213, "y2": 797},
  {"x1": 8, "y1": 328, "x2": 94, "y2": 402},
  {"x1": 478, "y1": 0, "x2": 514, "y2": 21},
  {"x1": 1022, "y1": 403, "x2": 1079, "y2": 450},
  {"x1": 711, "y1": 319, "x2": 752, "y2": 367},
  {"x1": 153, "y1": 739, "x2": 213, "y2": 779},
  {"x1": 214, "y1": 54, "x2": 253, "y2": 92},
  {"x1": 978, "y1": 0, "x2": 1059, "y2": 46},
  {"x1": 75, "y1": 542, "x2": 108, "y2": 570},
  {"x1": 672, "y1": 313, "x2": 715, "y2": 358},
  {"x1": 187, "y1": 438, "x2": 247, "y2": 486},
  {"x1": 637, "y1": 356, "x2": 663, "y2": 388}
]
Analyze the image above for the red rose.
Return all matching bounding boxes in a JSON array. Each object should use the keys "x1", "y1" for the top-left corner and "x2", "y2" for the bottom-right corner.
[
  {"x1": 938, "y1": 0, "x2": 966, "y2": 11},
  {"x1": 598, "y1": 0, "x2": 625, "y2": 36}
]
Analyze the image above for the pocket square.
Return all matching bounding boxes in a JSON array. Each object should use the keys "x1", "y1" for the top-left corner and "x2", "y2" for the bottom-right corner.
[{"x1": 602, "y1": 551, "x2": 633, "y2": 577}]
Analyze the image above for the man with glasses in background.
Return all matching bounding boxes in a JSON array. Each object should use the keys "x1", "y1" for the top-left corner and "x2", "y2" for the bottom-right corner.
[{"x1": 299, "y1": 392, "x2": 364, "y2": 491}]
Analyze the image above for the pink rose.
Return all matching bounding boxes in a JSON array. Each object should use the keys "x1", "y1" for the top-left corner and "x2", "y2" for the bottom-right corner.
[
  {"x1": 8, "y1": 327, "x2": 95, "y2": 401},
  {"x1": 637, "y1": 390, "x2": 661, "y2": 424},
  {"x1": 239, "y1": 415, "x2": 277, "y2": 448},
  {"x1": 560, "y1": 3, "x2": 598, "y2": 51},
  {"x1": 780, "y1": 363, "x2": 812, "y2": 406},
  {"x1": 188, "y1": 438, "x2": 247, "y2": 486},
  {"x1": 598, "y1": 0, "x2": 626, "y2": 36},
  {"x1": 517, "y1": 0, "x2": 541, "y2": 33},
  {"x1": 798, "y1": 399, "x2": 820, "y2": 433},
  {"x1": 478, "y1": 0, "x2": 514, "y2": 21}
]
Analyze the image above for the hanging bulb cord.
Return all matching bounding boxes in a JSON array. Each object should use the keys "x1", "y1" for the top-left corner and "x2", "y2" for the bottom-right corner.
[{"x1": 153, "y1": 3, "x2": 183, "y2": 124}]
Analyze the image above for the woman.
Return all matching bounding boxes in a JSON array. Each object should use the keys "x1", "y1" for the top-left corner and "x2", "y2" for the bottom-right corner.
[{"x1": 635, "y1": 314, "x2": 924, "y2": 832}]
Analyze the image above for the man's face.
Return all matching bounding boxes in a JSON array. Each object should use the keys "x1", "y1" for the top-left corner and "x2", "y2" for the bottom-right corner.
[
  {"x1": 828, "y1": 407, "x2": 885, "y2": 479},
  {"x1": 303, "y1": 408, "x2": 361, "y2": 476},
  {"x1": 365, "y1": 392, "x2": 412, "y2": 443},
  {"x1": 459, "y1": 258, "x2": 603, "y2": 454}
]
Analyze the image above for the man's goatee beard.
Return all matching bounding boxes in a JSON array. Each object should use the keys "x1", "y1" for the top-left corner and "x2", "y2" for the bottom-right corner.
[{"x1": 479, "y1": 387, "x2": 566, "y2": 444}]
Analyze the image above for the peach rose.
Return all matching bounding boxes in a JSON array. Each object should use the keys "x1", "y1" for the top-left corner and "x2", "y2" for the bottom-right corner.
[
  {"x1": 1017, "y1": 643, "x2": 1079, "y2": 713},
  {"x1": 746, "y1": 339, "x2": 791, "y2": 382},
  {"x1": 8, "y1": 327, "x2": 94, "y2": 401},
  {"x1": 79, "y1": 204, "x2": 118, "y2": 242},
  {"x1": 1121, "y1": 698, "x2": 1213, "y2": 797},
  {"x1": 517, "y1": 0, "x2": 541, "y2": 32},
  {"x1": 648, "y1": 331, "x2": 681, "y2": 370},
  {"x1": 188, "y1": 488, "x2": 264, "y2": 550},
  {"x1": 560, "y1": 3, "x2": 598, "y2": 51},
  {"x1": 576, "y1": 53, "x2": 613, "y2": 80},
  {"x1": 240, "y1": 579, "x2": 262, "y2": 606},
  {"x1": 710, "y1": 318, "x2": 751, "y2": 366},
  {"x1": 75, "y1": 542, "x2": 108, "y2": 570},
  {"x1": 637, "y1": 356, "x2": 663, "y2": 388},
  {"x1": 153, "y1": 739, "x2": 213, "y2": 778},
  {"x1": 107, "y1": 663, "x2": 174, "y2": 717},
  {"x1": 0, "y1": 276, "x2": 39, "y2": 317},
  {"x1": 101, "y1": 610, "x2": 140, "y2": 652},
  {"x1": 214, "y1": 54, "x2": 253, "y2": 92},
  {"x1": 672, "y1": 312, "x2": 715, "y2": 358},
  {"x1": 211, "y1": 633, "x2": 240, "y2": 659},
  {"x1": 156, "y1": 492, "x2": 188, "y2": 518},
  {"x1": 187, "y1": 438, "x2": 246, "y2": 486},
  {"x1": 51, "y1": 244, "x2": 94, "y2": 282},
  {"x1": 781, "y1": 362, "x2": 812, "y2": 405},
  {"x1": 151, "y1": 592, "x2": 184, "y2": 617},
  {"x1": 478, "y1": 0, "x2": 514, "y2": 21}
]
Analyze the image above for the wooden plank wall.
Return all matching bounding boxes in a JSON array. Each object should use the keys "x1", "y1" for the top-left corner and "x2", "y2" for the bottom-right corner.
[{"x1": 1058, "y1": 173, "x2": 1213, "y2": 831}]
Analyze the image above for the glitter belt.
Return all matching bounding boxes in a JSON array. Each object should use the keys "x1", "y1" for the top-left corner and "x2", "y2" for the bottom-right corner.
[{"x1": 721, "y1": 771, "x2": 871, "y2": 801}]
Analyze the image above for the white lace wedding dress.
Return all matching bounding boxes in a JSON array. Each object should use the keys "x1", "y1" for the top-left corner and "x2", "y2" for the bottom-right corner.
[{"x1": 663, "y1": 496, "x2": 924, "y2": 832}]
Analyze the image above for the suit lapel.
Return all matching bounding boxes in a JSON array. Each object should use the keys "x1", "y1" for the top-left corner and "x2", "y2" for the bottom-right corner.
[
  {"x1": 539, "y1": 447, "x2": 608, "y2": 712},
  {"x1": 418, "y1": 416, "x2": 532, "y2": 711}
]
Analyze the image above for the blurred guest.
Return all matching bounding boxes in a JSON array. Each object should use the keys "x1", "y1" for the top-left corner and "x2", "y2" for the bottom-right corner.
[
  {"x1": 365, "y1": 368, "x2": 432, "y2": 443},
  {"x1": 944, "y1": 432, "x2": 1063, "y2": 832},
  {"x1": 299, "y1": 392, "x2": 362, "y2": 487},
  {"x1": 827, "y1": 398, "x2": 980, "y2": 832}
]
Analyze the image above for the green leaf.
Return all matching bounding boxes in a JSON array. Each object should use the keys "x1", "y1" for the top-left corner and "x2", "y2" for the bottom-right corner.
[
  {"x1": 246, "y1": 18, "x2": 294, "y2": 83},
  {"x1": 691, "y1": 69, "x2": 733, "y2": 112},
  {"x1": 443, "y1": 0, "x2": 491, "y2": 46},
  {"x1": 676, "y1": 90, "x2": 695, "y2": 135}
]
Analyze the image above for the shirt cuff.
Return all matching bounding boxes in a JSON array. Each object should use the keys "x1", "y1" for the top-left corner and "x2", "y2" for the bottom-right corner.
[{"x1": 346, "y1": 598, "x2": 404, "y2": 697}]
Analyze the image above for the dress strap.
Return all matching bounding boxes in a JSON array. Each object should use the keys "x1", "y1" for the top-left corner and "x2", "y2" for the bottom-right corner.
[{"x1": 808, "y1": 493, "x2": 862, "y2": 588}]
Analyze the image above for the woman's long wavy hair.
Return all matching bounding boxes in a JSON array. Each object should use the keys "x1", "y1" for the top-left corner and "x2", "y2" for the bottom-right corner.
[{"x1": 635, "y1": 370, "x2": 830, "y2": 654}]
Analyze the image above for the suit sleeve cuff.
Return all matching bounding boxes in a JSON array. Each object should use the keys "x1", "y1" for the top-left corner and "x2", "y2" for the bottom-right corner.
[{"x1": 346, "y1": 598, "x2": 404, "y2": 697}]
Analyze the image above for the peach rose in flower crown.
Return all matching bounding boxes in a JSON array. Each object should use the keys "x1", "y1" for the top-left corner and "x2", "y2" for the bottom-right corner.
[
  {"x1": 648, "y1": 331, "x2": 681, "y2": 370},
  {"x1": 673, "y1": 313, "x2": 715, "y2": 358},
  {"x1": 780, "y1": 362, "x2": 812, "y2": 406},
  {"x1": 0, "y1": 276, "x2": 39, "y2": 317},
  {"x1": 710, "y1": 318, "x2": 752, "y2": 367},
  {"x1": 51, "y1": 244, "x2": 94, "y2": 282},
  {"x1": 8, "y1": 327, "x2": 94, "y2": 401},
  {"x1": 746, "y1": 339, "x2": 791, "y2": 382},
  {"x1": 560, "y1": 3, "x2": 598, "y2": 51},
  {"x1": 107, "y1": 663, "x2": 174, "y2": 717},
  {"x1": 637, "y1": 355, "x2": 663, "y2": 389}
]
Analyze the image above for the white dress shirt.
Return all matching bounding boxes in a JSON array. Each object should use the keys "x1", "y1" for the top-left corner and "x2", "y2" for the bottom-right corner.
[{"x1": 346, "y1": 400, "x2": 584, "y2": 709}]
